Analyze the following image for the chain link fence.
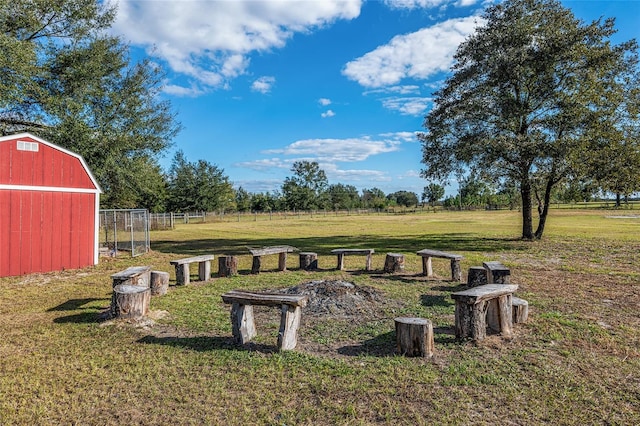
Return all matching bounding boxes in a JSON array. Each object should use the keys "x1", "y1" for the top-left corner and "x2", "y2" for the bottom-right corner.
[{"x1": 99, "y1": 209, "x2": 150, "y2": 257}]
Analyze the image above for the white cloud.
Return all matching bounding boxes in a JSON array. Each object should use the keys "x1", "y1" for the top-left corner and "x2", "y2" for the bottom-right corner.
[
  {"x1": 379, "y1": 131, "x2": 418, "y2": 142},
  {"x1": 383, "y1": 0, "x2": 479, "y2": 9},
  {"x1": 251, "y1": 76, "x2": 276, "y2": 94},
  {"x1": 363, "y1": 85, "x2": 421, "y2": 96},
  {"x1": 234, "y1": 158, "x2": 289, "y2": 171},
  {"x1": 318, "y1": 98, "x2": 332, "y2": 106},
  {"x1": 110, "y1": 0, "x2": 362, "y2": 92},
  {"x1": 321, "y1": 109, "x2": 336, "y2": 118},
  {"x1": 382, "y1": 97, "x2": 431, "y2": 115},
  {"x1": 342, "y1": 16, "x2": 483, "y2": 88},
  {"x1": 264, "y1": 135, "x2": 403, "y2": 162}
]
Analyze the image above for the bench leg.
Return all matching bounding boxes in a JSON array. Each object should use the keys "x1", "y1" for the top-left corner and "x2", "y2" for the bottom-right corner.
[
  {"x1": 198, "y1": 260, "x2": 211, "y2": 281},
  {"x1": 277, "y1": 304, "x2": 302, "y2": 350},
  {"x1": 278, "y1": 252, "x2": 287, "y2": 271},
  {"x1": 455, "y1": 300, "x2": 489, "y2": 340},
  {"x1": 336, "y1": 253, "x2": 345, "y2": 270},
  {"x1": 486, "y1": 295, "x2": 513, "y2": 337},
  {"x1": 251, "y1": 256, "x2": 261, "y2": 274},
  {"x1": 422, "y1": 256, "x2": 433, "y2": 277},
  {"x1": 450, "y1": 259, "x2": 462, "y2": 282},
  {"x1": 230, "y1": 303, "x2": 256, "y2": 344},
  {"x1": 175, "y1": 264, "x2": 190, "y2": 285},
  {"x1": 365, "y1": 253, "x2": 373, "y2": 271}
]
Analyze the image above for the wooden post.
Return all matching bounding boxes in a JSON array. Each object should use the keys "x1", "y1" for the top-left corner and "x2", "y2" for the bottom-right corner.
[
  {"x1": 277, "y1": 304, "x2": 303, "y2": 350},
  {"x1": 111, "y1": 284, "x2": 150, "y2": 320},
  {"x1": 150, "y1": 271, "x2": 169, "y2": 296},
  {"x1": 450, "y1": 258, "x2": 462, "y2": 281},
  {"x1": 512, "y1": 297, "x2": 529, "y2": 324},
  {"x1": 299, "y1": 252, "x2": 318, "y2": 271},
  {"x1": 483, "y1": 261, "x2": 511, "y2": 284},
  {"x1": 383, "y1": 253, "x2": 405, "y2": 273},
  {"x1": 422, "y1": 256, "x2": 433, "y2": 277},
  {"x1": 336, "y1": 253, "x2": 345, "y2": 270},
  {"x1": 467, "y1": 266, "x2": 488, "y2": 287},
  {"x1": 278, "y1": 252, "x2": 287, "y2": 271},
  {"x1": 454, "y1": 300, "x2": 490, "y2": 340},
  {"x1": 198, "y1": 260, "x2": 211, "y2": 282},
  {"x1": 230, "y1": 303, "x2": 256, "y2": 344},
  {"x1": 365, "y1": 252, "x2": 373, "y2": 271},
  {"x1": 218, "y1": 256, "x2": 239, "y2": 277},
  {"x1": 394, "y1": 317, "x2": 434, "y2": 357},
  {"x1": 251, "y1": 256, "x2": 261, "y2": 274},
  {"x1": 175, "y1": 263, "x2": 190, "y2": 285}
]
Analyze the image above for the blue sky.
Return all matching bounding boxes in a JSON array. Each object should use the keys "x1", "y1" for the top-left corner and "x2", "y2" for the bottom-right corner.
[{"x1": 108, "y1": 0, "x2": 640, "y2": 197}]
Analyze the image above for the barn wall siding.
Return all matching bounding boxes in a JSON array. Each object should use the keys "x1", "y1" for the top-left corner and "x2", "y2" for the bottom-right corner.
[{"x1": 0, "y1": 133, "x2": 101, "y2": 278}]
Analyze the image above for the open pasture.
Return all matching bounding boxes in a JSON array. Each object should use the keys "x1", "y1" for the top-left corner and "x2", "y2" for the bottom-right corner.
[{"x1": 0, "y1": 210, "x2": 638, "y2": 425}]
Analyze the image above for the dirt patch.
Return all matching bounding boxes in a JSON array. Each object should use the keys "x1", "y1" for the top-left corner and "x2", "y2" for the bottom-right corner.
[{"x1": 278, "y1": 279, "x2": 396, "y2": 318}]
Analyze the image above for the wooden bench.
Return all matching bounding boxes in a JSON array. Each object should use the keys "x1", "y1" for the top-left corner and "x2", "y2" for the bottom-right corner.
[
  {"x1": 416, "y1": 249, "x2": 463, "y2": 281},
  {"x1": 331, "y1": 248, "x2": 375, "y2": 271},
  {"x1": 248, "y1": 245, "x2": 298, "y2": 274},
  {"x1": 169, "y1": 254, "x2": 215, "y2": 285},
  {"x1": 451, "y1": 284, "x2": 518, "y2": 341},
  {"x1": 483, "y1": 261, "x2": 511, "y2": 284},
  {"x1": 221, "y1": 290, "x2": 308, "y2": 350},
  {"x1": 111, "y1": 266, "x2": 151, "y2": 288}
]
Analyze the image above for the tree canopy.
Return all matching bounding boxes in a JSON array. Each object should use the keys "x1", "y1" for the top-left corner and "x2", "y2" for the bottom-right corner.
[
  {"x1": 0, "y1": 0, "x2": 180, "y2": 208},
  {"x1": 281, "y1": 161, "x2": 329, "y2": 210},
  {"x1": 419, "y1": 0, "x2": 640, "y2": 239}
]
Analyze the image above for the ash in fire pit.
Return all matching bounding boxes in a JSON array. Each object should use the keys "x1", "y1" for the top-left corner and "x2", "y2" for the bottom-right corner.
[{"x1": 280, "y1": 280, "x2": 388, "y2": 317}]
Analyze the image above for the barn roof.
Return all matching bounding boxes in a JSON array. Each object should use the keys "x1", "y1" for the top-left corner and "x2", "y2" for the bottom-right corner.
[{"x1": 0, "y1": 133, "x2": 102, "y2": 193}]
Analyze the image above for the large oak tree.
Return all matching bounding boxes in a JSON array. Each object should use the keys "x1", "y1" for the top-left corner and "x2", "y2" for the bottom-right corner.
[
  {"x1": 0, "y1": 0, "x2": 180, "y2": 208},
  {"x1": 419, "y1": 0, "x2": 640, "y2": 239}
]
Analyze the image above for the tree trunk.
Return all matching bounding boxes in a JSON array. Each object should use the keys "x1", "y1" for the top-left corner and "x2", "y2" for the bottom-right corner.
[
  {"x1": 520, "y1": 177, "x2": 534, "y2": 240},
  {"x1": 534, "y1": 176, "x2": 554, "y2": 239}
]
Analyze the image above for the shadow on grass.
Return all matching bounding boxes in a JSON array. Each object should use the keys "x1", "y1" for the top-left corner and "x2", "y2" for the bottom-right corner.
[
  {"x1": 336, "y1": 331, "x2": 396, "y2": 357},
  {"x1": 53, "y1": 311, "x2": 104, "y2": 324},
  {"x1": 48, "y1": 298, "x2": 104, "y2": 311},
  {"x1": 151, "y1": 234, "x2": 526, "y2": 257},
  {"x1": 137, "y1": 335, "x2": 280, "y2": 353},
  {"x1": 420, "y1": 294, "x2": 454, "y2": 308}
]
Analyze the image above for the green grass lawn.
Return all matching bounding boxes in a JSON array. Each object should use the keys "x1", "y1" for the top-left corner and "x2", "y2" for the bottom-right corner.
[{"x1": 1, "y1": 209, "x2": 638, "y2": 425}]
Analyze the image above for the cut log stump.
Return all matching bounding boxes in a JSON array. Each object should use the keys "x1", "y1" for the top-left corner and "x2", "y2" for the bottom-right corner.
[
  {"x1": 299, "y1": 252, "x2": 318, "y2": 271},
  {"x1": 383, "y1": 253, "x2": 405, "y2": 273},
  {"x1": 467, "y1": 266, "x2": 488, "y2": 287},
  {"x1": 218, "y1": 255, "x2": 239, "y2": 277},
  {"x1": 150, "y1": 271, "x2": 169, "y2": 296},
  {"x1": 394, "y1": 317, "x2": 434, "y2": 357},
  {"x1": 512, "y1": 297, "x2": 529, "y2": 324},
  {"x1": 111, "y1": 284, "x2": 150, "y2": 320}
]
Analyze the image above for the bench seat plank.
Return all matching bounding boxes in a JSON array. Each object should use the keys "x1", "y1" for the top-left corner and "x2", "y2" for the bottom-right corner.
[
  {"x1": 221, "y1": 290, "x2": 308, "y2": 308},
  {"x1": 451, "y1": 284, "x2": 518, "y2": 304},
  {"x1": 331, "y1": 248, "x2": 374, "y2": 255},
  {"x1": 111, "y1": 266, "x2": 151, "y2": 288},
  {"x1": 416, "y1": 249, "x2": 463, "y2": 260},
  {"x1": 169, "y1": 254, "x2": 215, "y2": 265},
  {"x1": 248, "y1": 245, "x2": 297, "y2": 256}
]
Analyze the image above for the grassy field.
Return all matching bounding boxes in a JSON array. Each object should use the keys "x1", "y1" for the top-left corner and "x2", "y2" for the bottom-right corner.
[{"x1": 0, "y1": 209, "x2": 638, "y2": 425}]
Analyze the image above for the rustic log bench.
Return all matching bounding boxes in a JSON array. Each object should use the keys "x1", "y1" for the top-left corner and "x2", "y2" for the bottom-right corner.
[
  {"x1": 483, "y1": 261, "x2": 511, "y2": 284},
  {"x1": 169, "y1": 254, "x2": 215, "y2": 285},
  {"x1": 451, "y1": 284, "x2": 518, "y2": 341},
  {"x1": 111, "y1": 266, "x2": 151, "y2": 288},
  {"x1": 221, "y1": 290, "x2": 308, "y2": 350},
  {"x1": 416, "y1": 249, "x2": 463, "y2": 281},
  {"x1": 248, "y1": 245, "x2": 298, "y2": 274},
  {"x1": 331, "y1": 248, "x2": 374, "y2": 271}
]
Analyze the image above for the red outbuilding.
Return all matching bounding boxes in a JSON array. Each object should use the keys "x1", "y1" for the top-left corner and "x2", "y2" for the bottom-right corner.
[{"x1": 0, "y1": 133, "x2": 102, "y2": 277}]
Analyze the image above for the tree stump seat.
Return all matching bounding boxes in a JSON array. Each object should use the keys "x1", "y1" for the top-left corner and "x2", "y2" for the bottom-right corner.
[
  {"x1": 111, "y1": 284, "x2": 150, "y2": 320},
  {"x1": 394, "y1": 317, "x2": 434, "y2": 357},
  {"x1": 467, "y1": 266, "x2": 488, "y2": 287},
  {"x1": 218, "y1": 255, "x2": 239, "y2": 277},
  {"x1": 299, "y1": 252, "x2": 318, "y2": 271},
  {"x1": 416, "y1": 249, "x2": 463, "y2": 281},
  {"x1": 384, "y1": 253, "x2": 405, "y2": 273},
  {"x1": 169, "y1": 254, "x2": 215, "y2": 285},
  {"x1": 512, "y1": 296, "x2": 529, "y2": 324},
  {"x1": 150, "y1": 270, "x2": 169, "y2": 296},
  {"x1": 221, "y1": 290, "x2": 308, "y2": 351},
  {"x1": 110, "y1": 266, "x2": 151, "y2": 288},
  {"x1": 248, "y1": 245, "x2": 298, "y2": 274},
  {"x1": 451, "y1": 284, "x2": 518, "y2": 341},
  {"x1": 483, "y1": 261, "x2": 511, "y2": 284},
  {"x1": 331, "y1": 248, "x2": 375, "y2": 271}
]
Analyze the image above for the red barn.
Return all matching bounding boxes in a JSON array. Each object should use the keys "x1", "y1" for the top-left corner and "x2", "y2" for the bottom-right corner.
[{"x1": 0, "y1": 133, "x2": 102, "y2": 277}]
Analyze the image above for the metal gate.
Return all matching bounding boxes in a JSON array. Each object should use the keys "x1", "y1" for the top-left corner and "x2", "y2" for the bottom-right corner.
[{"x1": 99, "y1": 209, "x2": 150, "y2": 257}]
